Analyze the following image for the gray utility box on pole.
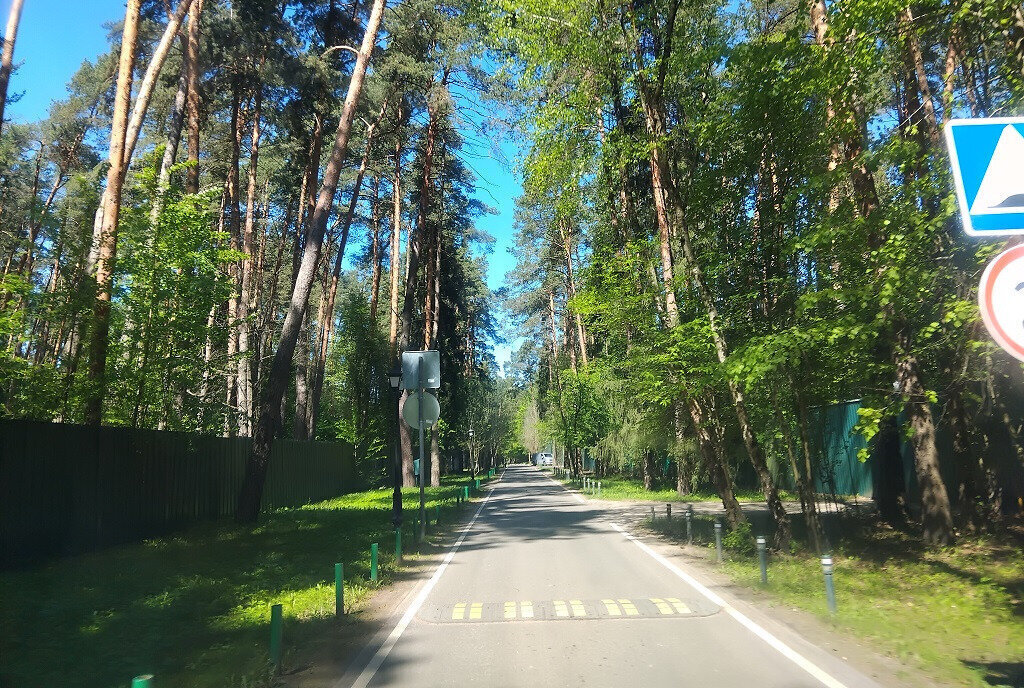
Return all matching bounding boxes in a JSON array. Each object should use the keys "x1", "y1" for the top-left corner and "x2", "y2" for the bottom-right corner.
[{"x1": 401, "y1": 350, "x2": 440, "y2": 390}]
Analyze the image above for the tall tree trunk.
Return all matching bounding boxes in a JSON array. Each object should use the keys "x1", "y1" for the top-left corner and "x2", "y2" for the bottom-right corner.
[
  {"x1": 688, "y1": 394, "x2": 745, "y2": 528},
  {"x1": 557, "y1": 217, "x2": 589, "y2": 365},
  {"x1": 794, "y1": 387, "x2": 826, "y2": 553},
  {"x1": 430, "y1": 427, "x2": 441, "y2": 487},
  {"x1": 223, "y1": 85, "x2": 243, "y2": 436},
  {"x1": 237, "y1": 0, "x2": 386, "y2": 522},
  {"x1": 185, "y1": 0, "x2": 204, "y2": 194},
  {"x1": 293, "y1": 312, "x2": 310, "y2": 440},
  {"x1": 895, "y1": 342, "x2": 954, "y2": 545},
  {"x1": 548, "y1": 291, "x2": 560, "y2": 363},
  {"x1": 388, "y1": 119, "x2": 403, "y2": 357},
  {"x1": 430, "y1": 216, "x2": 441, "y2": 350},
  {"x1": 397, "y1": 93, "x2": 438, "y2": 486},
  {"x1": 0, "y1": 0, "x2": 24, "y2": 139},
  {"x1": 369, "y1": 177, "x2": 384, "y2": 322},
  {"x1": 88, "y1": 0, "x2": 194, "y2": 274},
  {"x1": 635, "y1": 62, "x2": 790, "y2": 546},
  {"x1": 153, "y1": 49, "x2": 188, "y2": 223},
  {"x1": 84, "y1": 0, "x2": 141, "y2": 425},
  {"x1": 307, "y1": 99, "x2": 388, "y2": 438},
  {"x1": 238, "y1": 82, "x2": 263, "y2": 437}
]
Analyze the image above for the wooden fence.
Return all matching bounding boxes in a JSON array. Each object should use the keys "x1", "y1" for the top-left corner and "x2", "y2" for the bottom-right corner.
[{"x1": 0, "y1": 420, "x2": 356, "y2": 566}]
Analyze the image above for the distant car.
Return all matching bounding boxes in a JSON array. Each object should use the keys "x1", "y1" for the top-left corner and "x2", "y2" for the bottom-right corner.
[{"x1": 536, "y1": 452, "x2": 553, "y2": 466}]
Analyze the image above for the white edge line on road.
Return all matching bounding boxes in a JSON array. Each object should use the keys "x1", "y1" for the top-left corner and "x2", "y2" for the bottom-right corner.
[
  {"x1": 610, "y1": 522, "x2": 849, "y2": 688},
  {"x1": 347, "y1": 470, "x2": 505, "y2": 688}
]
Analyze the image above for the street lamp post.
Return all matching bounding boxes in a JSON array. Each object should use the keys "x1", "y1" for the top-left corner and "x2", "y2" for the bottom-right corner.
[
  {"x1": 468, "y1": 427, "x2": 475, "y2": 478},
  {"x1": 388, "y1": 366, "x2": 403, "y2": 531}
]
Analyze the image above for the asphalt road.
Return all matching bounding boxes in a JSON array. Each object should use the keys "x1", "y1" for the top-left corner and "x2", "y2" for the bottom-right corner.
[{"x1": 347, "y1": 465, "x2": 884, "y2": 688}]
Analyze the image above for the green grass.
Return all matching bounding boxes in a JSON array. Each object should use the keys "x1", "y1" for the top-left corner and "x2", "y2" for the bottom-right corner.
[
  {"x1": 554, "y1": 472, "x2": 797, "y2": 503},
  {"x1": 0, "y1": 473, "x2": 492, "y2": 688},
  {"x1": 650, "y1": 516, "x2": 1024, "y2": 687}
]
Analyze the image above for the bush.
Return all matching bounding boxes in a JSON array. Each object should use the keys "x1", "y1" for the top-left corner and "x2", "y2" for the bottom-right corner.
[{"x1": 722, "y1": 520, "x2": 755, "y2": 555}]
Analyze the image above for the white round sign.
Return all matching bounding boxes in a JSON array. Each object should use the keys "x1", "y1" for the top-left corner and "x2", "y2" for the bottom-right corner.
[
  {"x1": 979, "y1": 244, "x2": 1024, "y2": 362},
  {"x1": 401, "y1": 391, "x2": 440, "y2": 429}
]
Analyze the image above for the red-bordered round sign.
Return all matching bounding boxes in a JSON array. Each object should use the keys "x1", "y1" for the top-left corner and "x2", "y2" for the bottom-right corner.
[{"x1": 979, "y1": 244, "x2": 1024, "y2": 362}]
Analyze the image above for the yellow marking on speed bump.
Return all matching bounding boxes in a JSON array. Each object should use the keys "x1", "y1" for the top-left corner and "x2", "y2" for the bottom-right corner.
[
  {"x1": 521, "y1": 601, "x2": 534, "y2": 618},
  {"x1": 469, "y1": 603, "x2": 483, "y2": 620},
  {"x1": 602, "y1": 599, "x2": 622, "y2": 616},
  {"x1": 504, "y1": 602, "x2": 516, "y2": 619},
  {"x1": 570, "y1": 600, "x2": 586, "y2": 617},
  {"x1": 553, "y1": 600, "x2": 569, "y2": 617},
  {"x1": 452, "y1": 603, "x2": 466, "y2": 620},
  {"x1": 667, "y1": 597, "x2": 691, "y2": 614},
  {"x1": 651, "y1": 597, "x2": 673, "y2": 615},
  {"x1": 618, "y1": 599, "x2": 639, "y2": 616}
]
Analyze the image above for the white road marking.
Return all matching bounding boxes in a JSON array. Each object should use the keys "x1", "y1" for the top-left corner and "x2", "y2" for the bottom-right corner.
[
  {"x1": 347, "y1": 470, "x2": 505, "y2": 688},
  {"x1": 611, "y1": 523, "x2": 850, "y2": 688}
]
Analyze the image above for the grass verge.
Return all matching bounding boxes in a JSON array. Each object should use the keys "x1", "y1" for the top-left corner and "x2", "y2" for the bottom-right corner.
[
  {"x1": 551, "y1": 472, "x2": 798, "y2": 503},
  {"x1": 0, "y1": 472, "x2": 493, "y2": 688},
  {"x1": 649, "y1": 515, "x2": 1024, "y2": 688}
]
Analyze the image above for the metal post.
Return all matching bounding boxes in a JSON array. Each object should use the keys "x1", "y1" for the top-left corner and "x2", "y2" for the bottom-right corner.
[
  {"x1": 822, "y1": 555, "x2": 837, "y2": 614},
  {"x1": 650, "y1": 505, "x2": 656, "y2": 521},
  {"x1": 417, "y1": 356, "x2": 426, "y2": 543},
  {"x1": 396, "y1": 529, "x2": 402, "y2": 563},
  {"x1": 686, "y1": 506, "x2": 693, "y2": 544},
  {"x1": 335, "y1": 563, "x2": 344, "y2": 616},
  {"x1": 391, "y1": 372, "x2": 403, "y2": 534},
  {"x1": 370, "y1": 543, "x2": 379, "y2": 582},
  {"x1": 756, "y1": 537, "x2": 767, "y2": 585},
  {"x1": 269, "y1": 603, "x2": 283, "y2": 669},
  {"x1": 714, "y1": 519, "x2": 723, "y2": 563},
  {"x1": 597, "y1": 481, "x2": 601, "y2": 497},
  {"x1": 435, "y1": 505, "x2": 441, "y2": 525},
  {"x1": 131, "y1": 676, "x2": 154, "y2": 687},
  {"x1": 666, "y1": 504, "x2": 672, "y2": 521}
]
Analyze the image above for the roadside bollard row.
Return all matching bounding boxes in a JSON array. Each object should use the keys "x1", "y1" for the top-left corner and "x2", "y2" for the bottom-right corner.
[
  {"x1": 644, "y1": 507, "x2": 840, "y2": 615},
  {"x1": 125, "y1": 472, "x2": 507, "y2": 684}
]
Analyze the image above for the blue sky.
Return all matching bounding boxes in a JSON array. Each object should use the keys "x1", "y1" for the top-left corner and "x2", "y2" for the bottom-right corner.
[{"x1": 6, "y1": 0, "x2": 522, "y2": 368}]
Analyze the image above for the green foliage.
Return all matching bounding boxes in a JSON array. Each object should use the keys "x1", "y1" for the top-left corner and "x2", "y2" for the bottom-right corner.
[{"x1": 0, "y1": 479, "x2": 476, "y2": 688}]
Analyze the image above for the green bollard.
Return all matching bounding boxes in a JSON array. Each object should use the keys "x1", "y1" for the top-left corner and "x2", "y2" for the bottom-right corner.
[
  {"x1": 463, "y1": 486, "x2": 469, "y2": 500},
  {"x1": 370, "y1": 543, "x2": 379, "y2": 582},
  {"x1": 270, "y1": 603, "x2": 283, "y2": 670},
  {"x1": 396, "y1": 529, "x2": 402, "y2": 563},
  {"x1": 335, "y1": 563, "x2": 344, "y2": 617},
  {"x1": 475, "y1": 479, "x2": 480, "y2": 490},
  {"x1": 131, "y1": 676, "x2": 154, "y2": 687}
]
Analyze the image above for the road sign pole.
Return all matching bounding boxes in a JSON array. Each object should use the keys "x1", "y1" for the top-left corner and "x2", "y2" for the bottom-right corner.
[{"x1": 418, "y1": 356, "x2": 426, "y2": 544}]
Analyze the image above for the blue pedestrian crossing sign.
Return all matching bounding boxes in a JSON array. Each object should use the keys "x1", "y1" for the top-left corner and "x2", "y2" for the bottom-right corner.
[{"x1": 945, "y1": 118, "x2": 1024, "y2": 236}]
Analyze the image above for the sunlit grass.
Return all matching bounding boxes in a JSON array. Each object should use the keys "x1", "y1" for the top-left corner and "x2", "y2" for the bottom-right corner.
[
  {"x1": 553, "y1": 472, "x2": 798, "y2": 503},
  {"x1": 0, "y1": 472, "x2": 491, "y2": 688},
  {"x1": 650, "y1": 516, "x2": 1024, "y2": 687}
]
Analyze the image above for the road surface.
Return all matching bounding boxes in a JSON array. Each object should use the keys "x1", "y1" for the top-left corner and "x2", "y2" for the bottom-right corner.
[{"x1": 345, "y1": 466, "x2": 883, "y2": 688}]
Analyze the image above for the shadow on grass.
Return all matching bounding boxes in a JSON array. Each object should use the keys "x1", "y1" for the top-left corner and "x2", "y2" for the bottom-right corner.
[
  {"x1": 0, "y1": 477, "x2": 485, "y2": 688},
  {"x1": 962, "y1": 660, "x2": 1024, "y2": 687}
]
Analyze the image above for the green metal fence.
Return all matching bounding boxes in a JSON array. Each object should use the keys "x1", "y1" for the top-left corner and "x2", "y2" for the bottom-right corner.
[
  {"x1": 806, "y1": 399, "x2": 1024, "y2": 513},
  {"x1": 0, "y1": 420, "x2": 355, "y2": 566}
]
